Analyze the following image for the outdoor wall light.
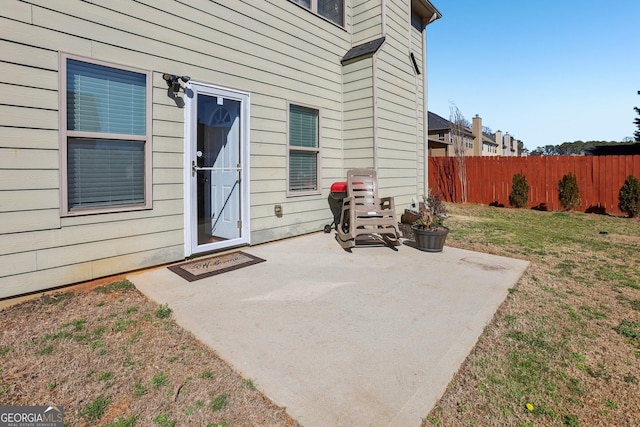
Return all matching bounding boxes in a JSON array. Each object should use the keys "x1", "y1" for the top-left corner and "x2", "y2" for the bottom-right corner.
[{"x1": 162, "y1": 73, "x2": 191, "y2": 95}]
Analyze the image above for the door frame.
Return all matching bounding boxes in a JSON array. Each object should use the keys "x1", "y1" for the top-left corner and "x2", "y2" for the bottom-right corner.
[{"x1": 184, "y1": 81, "x2": 251, "y2": 257}]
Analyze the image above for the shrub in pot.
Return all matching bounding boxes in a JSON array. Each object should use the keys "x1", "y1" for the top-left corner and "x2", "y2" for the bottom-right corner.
[{"x1": 411, "y1": 191, "x2": 449, "y2": 252}]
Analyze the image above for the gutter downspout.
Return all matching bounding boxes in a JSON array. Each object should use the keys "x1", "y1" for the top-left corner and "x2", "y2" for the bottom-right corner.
[{"x1": 373, "y1": 51, "x2": 379, "y2": 171}]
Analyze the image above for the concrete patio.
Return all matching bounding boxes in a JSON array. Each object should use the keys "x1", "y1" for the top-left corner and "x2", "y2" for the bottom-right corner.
[{"x1": 129, "y1": 232, "x2": 529, "y2": 426}]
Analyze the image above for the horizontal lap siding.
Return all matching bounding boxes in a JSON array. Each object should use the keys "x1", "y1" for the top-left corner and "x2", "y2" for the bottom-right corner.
[
  {"x1": 429, "y1": 155, "x2": 640, "y2": 216},
  {"x1": 343, "y1": 60, "x2": 374, "y2": 169},
  {"x1": 375, "y1": 2, "x2": 422, "y2": 205},
  {"x1": 351, "y1": 0, "x2": 381, "y2": 45},
  {"x1": 0, "y1": 0, "x2": 350, "y2": 297}
]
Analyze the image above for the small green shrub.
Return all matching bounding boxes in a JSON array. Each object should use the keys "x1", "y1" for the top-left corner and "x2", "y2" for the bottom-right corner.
[
  {"x1": 618, "y1": 175, "x2": 640, "y2": 218},
  {"x1": 155, "y1": 304, "x2": 172, "y2": 319},
  {"x1": 509, "y1": 173, "x2": 530, "y2": 208},
  {"x1": 558, "y1": 172, "x2": 581, "y2": 210}
]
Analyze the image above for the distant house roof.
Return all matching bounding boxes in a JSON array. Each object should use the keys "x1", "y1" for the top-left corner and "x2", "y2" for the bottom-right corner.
[
  {"x1": 341, "y1": 37, "x2": 385, "y2": 65},
  {"x1": 427, "y1": 111, "x2": 451, "y2": 131},
  {"x1": 584, "y1": 143, "x2": 640, "y2": 156}
]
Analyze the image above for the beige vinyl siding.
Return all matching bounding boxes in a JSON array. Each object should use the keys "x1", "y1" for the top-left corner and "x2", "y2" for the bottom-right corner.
[
  {"x1": 373, "y1": 0, "x2": 424, "y2": 204},
  {"x1": 411, "y1": 16, "x2": 426, "y2": 196},
  {"x1": 351, "y1": 0, "x2": 382, "y2": 45},
  {"x1": 342, "y1": 59, "x2": 375, "y2": 169},
  {"x1": 0, "y1": 0, "x2": 355, "y2": 297}
]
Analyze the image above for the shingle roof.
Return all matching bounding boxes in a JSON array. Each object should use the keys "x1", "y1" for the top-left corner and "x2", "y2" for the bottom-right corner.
[
  {"x1": 341, "y1": 37, "x2": 386, "y2": 65},
  {"x1": 427, "y1": 111, "x2": 451, "y2": 130}
]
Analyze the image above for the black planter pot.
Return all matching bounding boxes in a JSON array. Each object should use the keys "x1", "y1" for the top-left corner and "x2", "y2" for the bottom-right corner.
[{"x1": 411, "y1": 225, "x2": 449, "y2": 252}]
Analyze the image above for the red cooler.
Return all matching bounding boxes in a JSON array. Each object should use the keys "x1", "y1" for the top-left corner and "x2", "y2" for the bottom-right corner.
[{"x1": 324, "y1": 181, "x2": 347, "y2": 233}]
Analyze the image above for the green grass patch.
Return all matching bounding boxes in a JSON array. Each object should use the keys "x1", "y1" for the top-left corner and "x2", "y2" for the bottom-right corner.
[
  {"x1": 41, "y1": 293, "x2": 73, "y2": 305},
  {"x1": 127, "y1": 329, "x2": 143, "y2": 344},
  {"x1": 133, "y1": 382, "x2": 147, "y2": 397},
  {"x1": 152, "y1": 413, "x2": 176, "y2": 427},
  {"x1": 198, "y1": 371, "x2": 214, "y2": 379},
  {"x1": 151, "y1": 371, "x2": 169, "y2": 389},
  {"x1": 614, "y1": 320, "x2": 640, "y2": 347},
  {"x1": 578, "y1": 305, "x2": 607, "y2": 320},
  {"x1": 61, "y1": 318, "x2": 87, "y2": 331},
  {"x1": 155, "y1": 304, "x2": 172, "y2": 319},
  {"x1": 95, "y1": 280, "x2": 136, "y2": 294},
  {"x1": 37, "y1": 344, "x2": 54, "y2": 355},
  {"x1": 210, "y1": 393, "x2": 229, "y2": 411},
  {"x1": 114, "y1": 318, "x2": 137, "y2": 332},
  {"x1": 80, "y1": 395, "x2": 110, "y2": 423},
  {"x1": 98, "y1": 371, "x2": 113, "y2": 381},
  {"x1": 104, "y1": 416, "x2": 138, "y2": 427}
]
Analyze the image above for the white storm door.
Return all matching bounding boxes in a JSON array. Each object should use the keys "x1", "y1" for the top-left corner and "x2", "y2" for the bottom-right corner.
[{"x1": 185, "y1": 83, "x2": 250, "y2": 256}]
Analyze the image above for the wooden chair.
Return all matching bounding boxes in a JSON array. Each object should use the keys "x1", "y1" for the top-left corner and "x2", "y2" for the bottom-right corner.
[{"x1": 336, "y1": 168, "x2": 400, "y2": 249}]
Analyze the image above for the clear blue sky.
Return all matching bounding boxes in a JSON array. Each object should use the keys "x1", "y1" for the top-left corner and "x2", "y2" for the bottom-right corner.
[{"x1": 426, "y1": 1, "x2": 640, "y2": 151}]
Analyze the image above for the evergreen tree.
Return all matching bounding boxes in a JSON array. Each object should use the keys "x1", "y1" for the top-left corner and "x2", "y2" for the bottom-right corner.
[{"x1": 635, "y1": 90, "x2": 640, "y2": 142}]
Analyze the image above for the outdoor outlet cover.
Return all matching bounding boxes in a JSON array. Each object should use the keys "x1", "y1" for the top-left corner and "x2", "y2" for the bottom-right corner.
[{"x1": 274, "y1": 204, "x2": 283, "y2": 217}]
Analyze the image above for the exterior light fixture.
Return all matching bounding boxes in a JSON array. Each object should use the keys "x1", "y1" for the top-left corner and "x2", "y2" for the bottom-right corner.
[{"x1": 162, "y1": 73, "x2": 191, "y2": 95}]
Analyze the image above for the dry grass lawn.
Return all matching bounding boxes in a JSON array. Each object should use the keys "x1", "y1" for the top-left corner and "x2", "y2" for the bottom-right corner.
[
  {"x1": 0, "y1": 280, "x2": 300, "y2": 427},
  {"x1": 426, "y1": 204, "x2": 640, "y2": 427}
]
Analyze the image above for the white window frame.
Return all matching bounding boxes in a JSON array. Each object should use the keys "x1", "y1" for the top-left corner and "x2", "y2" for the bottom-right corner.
[
  {"x1": 59, "y1": 53, "x2": 152, "y2": 216},
  {"x1": 289, "y1": 0, "x2": 346, "y2": 27},
  {"x1": 287, "y1": 102, "x2": 322, "y2": 197}
]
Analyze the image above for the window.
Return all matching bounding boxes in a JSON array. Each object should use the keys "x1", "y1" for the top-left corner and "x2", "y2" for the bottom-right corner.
[
  {"x1": 288, "y1": 104, "x2": 320, "y2": 194},
  {"x1": 60, "y1": 54, "x2": 151, "y2": 215},
  {"x1": 438, "y1": 132, "x2": 445, "y2": 141},
  {"x1": 290, "y1": 0, "x2": 344, "y2": 27}
]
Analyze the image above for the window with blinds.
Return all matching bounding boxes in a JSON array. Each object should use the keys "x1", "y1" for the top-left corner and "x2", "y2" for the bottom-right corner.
[
  {"x1": 288, "y1": 104, "x2": 320, "y2": 194},
  {"x1": 61, "y1": 56, "x2": 151, "y2": 214}
]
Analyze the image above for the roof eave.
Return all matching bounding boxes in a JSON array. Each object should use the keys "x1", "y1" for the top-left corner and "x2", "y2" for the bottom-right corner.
[{"x1": 412, "y1": 0, "x2": 442, "y2": 26}]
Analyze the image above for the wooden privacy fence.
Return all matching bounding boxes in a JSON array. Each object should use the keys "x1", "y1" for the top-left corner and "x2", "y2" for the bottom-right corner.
[{"x1": 429, "y1": 155, "x2": 640, "y2": 216}]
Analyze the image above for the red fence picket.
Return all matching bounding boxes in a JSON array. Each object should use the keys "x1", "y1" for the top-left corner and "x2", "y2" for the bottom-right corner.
[{"x1": 428, "y1": 155, "x2": 640, "y2": 216}]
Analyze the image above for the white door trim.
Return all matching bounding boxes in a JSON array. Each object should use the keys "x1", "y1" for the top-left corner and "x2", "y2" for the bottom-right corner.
[{"x1": 183, "y1": 82, "x2": 251, "y2": 257}]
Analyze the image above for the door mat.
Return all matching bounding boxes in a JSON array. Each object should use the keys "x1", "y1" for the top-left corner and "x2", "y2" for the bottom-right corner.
[{"x1": 168, "y1": 252, "x2": 265, "y2": 282}]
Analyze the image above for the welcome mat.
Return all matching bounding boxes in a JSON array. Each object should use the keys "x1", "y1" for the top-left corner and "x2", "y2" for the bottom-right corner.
[{"x1": 168, "y1": 252, "x2": 265, "y2": 282}]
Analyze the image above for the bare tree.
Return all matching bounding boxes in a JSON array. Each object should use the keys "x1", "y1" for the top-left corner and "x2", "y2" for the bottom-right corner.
[{"x1": 450, "y1": 102, "x2": 468, "y2": 203}]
